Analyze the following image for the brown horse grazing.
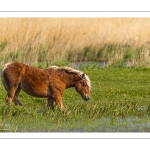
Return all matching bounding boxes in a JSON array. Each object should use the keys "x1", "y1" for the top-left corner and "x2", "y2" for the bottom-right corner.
[{"x1": 1, "y1": 62, "x2": 91, "y2": 109}]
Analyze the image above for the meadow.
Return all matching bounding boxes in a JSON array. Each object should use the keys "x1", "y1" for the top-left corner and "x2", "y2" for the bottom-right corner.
[{"x1": 1, "y1": 66, "x2": 150, "y2": 132}]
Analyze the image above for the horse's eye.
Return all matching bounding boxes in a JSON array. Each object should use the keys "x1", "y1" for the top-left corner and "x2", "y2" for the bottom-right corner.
[{"x1": 82, "y1": 83, "x2": 87, "y2": 86}]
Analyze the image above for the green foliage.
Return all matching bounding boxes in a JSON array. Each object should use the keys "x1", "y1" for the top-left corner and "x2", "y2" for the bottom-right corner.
[
  {"x1": 108, "y1": 59, "x2": 126, "y2": 68},
  {"x1": 83, "y1": 46, "x2": 90, "y2": 57},
  {"x1": 123, "y1": 47, "x2": 135, "y2": 61},
  {"x1": 79, "y1": 62, "x2": 100, "y2": 70},
  {"x1": 96, "y1": 43, "x2": 121, "y2": 62},
  {"x1": 50, "y1": 60, "x2": 71, "y2": 67},
  {"x1": 0, "y1": 41, "x2": 7, "y2": 51},
  {"x1": 0, "y1": 42, "x2": 150, "y2": 68}
]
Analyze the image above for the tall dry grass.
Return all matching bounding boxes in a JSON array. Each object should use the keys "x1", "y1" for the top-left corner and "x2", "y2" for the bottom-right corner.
[{"x1": 1, "y1": 18, "x2": 150, "y2": 67}]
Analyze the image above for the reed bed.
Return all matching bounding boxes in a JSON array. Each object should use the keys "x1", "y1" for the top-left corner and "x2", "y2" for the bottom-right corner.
[{"x1": 1, "y1": 18, "x2": 150, "y2": 67}]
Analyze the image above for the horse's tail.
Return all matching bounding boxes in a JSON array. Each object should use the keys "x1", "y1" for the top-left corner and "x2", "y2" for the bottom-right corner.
[{"x1": 1, "y1": 63, "x2": 11, "y2": 92}]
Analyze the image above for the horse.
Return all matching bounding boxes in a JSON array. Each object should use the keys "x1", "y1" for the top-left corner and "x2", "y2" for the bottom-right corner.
[{"x1": 1, "y1": 62, "x2": 91, "y2": 109}]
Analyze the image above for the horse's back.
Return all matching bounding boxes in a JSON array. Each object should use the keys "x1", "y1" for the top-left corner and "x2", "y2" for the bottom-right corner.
[
  {"x1": 19, "y1": 63, "x2": 50, "y2": 97},
  {"x1": 3, "y1": 62, "x2": 45, "y2": 78}
]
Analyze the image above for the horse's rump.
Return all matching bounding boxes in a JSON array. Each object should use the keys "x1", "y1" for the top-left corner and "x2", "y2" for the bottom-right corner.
[{"x1": 2, "y1": 62, "x2": 50, "y2": 97}]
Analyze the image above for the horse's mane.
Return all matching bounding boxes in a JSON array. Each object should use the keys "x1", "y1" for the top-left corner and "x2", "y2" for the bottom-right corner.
[{"x1": 48, "y1": 66, "x2": 91, "y2": 90}]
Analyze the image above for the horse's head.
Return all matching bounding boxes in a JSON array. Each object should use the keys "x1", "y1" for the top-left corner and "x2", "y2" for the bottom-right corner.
[{"x1": 75, "y1": 73, "x2": 91, "y2": 101}]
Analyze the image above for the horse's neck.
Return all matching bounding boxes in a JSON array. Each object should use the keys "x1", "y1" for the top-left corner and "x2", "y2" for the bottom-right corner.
[
  {"x1": 64, "y1": 73, "x2": 79, "y2": 88},
  {"x1": 45, "y1": 69, "x2": 79, "y2": 88}
]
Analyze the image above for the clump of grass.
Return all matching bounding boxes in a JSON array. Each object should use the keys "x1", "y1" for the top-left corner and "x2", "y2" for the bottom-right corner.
[{"x1": 0, "y1": 99, "x2": 150, "y2": 132}]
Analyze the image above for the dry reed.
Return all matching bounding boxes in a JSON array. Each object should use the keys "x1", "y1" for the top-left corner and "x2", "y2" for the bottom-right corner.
[{"x1": 1, "y1": 18, "x2": 150, "y2": 67}]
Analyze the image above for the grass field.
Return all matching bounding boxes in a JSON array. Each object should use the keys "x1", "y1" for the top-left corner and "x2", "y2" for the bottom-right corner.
[
  {"x1": 1, "y1": 67, "x2": 150, "y2": 132},
  {"x1": 1, "y1": 18, "x2": 150, "y2": 67}
]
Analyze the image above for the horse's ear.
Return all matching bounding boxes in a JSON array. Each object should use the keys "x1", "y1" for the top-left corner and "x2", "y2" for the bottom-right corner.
[
  {"x1": 81, "y1": 73, "x2": 85, "y2": 79},
  {"x1": 78, "y1": 73, "x2": 85, "y2": 79}
]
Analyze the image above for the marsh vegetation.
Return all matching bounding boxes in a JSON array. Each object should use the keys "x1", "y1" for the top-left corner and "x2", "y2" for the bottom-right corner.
[{"x1": 1, "y1": 67, "x2": 150, "y2": 132}]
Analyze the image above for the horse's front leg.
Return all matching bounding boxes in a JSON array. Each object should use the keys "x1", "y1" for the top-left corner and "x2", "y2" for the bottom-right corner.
[{"x1": 52, "y1": 93, "x2": 64, "y2": 110}]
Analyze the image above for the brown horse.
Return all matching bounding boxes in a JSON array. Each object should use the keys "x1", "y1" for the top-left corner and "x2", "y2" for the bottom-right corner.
[{"x1": 1, "y1": 62, "x2": 91, "y2": 109}]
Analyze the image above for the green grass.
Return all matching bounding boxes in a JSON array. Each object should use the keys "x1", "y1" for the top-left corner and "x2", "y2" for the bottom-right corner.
[{"x1": 1, "y1": 68, "x2": 150, "y2": 132}]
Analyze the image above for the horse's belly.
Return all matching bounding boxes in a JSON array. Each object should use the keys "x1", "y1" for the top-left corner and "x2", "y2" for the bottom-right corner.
[{"x1": 20, "y1": 82, "x2": 49, "y2": 97}]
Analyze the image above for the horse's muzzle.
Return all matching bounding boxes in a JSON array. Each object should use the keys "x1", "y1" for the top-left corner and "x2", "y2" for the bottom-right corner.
[{"x1": 82, "y1": 95, "x2": 90, "y2": 101}]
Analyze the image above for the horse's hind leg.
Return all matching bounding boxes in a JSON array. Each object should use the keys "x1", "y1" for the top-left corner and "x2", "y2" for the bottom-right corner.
[
  {"x1": 47, "y1": 96, "x2": 55, "y2": 110},
  {"x1": 6, "y1": 85, "x2": 19, "y2": 105},
  {"x1": 13, "y1": 87, "x2": 22, "y2": 106},
  {"x1": 2, "y1": 67, "x2": 21, "y2": 106}
]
